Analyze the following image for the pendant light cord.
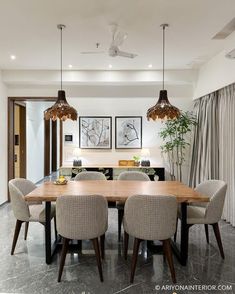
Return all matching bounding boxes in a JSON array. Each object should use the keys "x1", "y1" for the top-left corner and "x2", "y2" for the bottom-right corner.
[
  {"x1": 60, "y1": 26, "x2": 63, "y2": 91},
  {"x1": 162, "y1": 25, "x2": 165, "y2": 90}
]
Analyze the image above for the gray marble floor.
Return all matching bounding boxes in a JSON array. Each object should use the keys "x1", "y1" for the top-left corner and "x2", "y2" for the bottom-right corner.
[{"x1": 0, "y1": 202, "x2": 235, "y2": 294}]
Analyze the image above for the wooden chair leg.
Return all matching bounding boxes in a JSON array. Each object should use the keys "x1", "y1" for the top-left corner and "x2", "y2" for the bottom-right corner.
[
  {"x1": 130, "y1": 238, "x2": 141, "y2": 283},
  {"x1": 118, "y1": 209, "x2": 124, "y2": 241},
  {"x1": 100, "y1": 234, "x2": 105, "y2": 260},
  {"x1": 24, "y1": 222, "x2": 29, "y2": 240},
  {"x1": 92, "y1": 238, "x2": 104, "y2": 282},
  {"x1": 212, "y1": 223, "x2": 224, "y2": 259},
  {"x1": 58, "y1": 238, "x2": 69, "y2": 282},
  {"x1": 174, "y1": 218, "x2": 178, "y2": 242},
  {"x1": 162, "y1": 239, "x2": 176, "y2": 283},
  {"x1": 124, "y1": 231, "x2": 129, "y2": 260},
  {"x1": 204, "y1": 224, "x2": 209, "y2": 243},
  {"x1": 11, "y1": 220, "x2": 23, "y2": 255},
  {"x1": 54, "y1": 217, "x2": 57, "y2": 241}
]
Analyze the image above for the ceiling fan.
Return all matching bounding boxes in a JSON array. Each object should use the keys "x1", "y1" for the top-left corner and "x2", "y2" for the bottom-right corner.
[{"x1": 81, "y1": 24, "x2": 137, "y2": 59}]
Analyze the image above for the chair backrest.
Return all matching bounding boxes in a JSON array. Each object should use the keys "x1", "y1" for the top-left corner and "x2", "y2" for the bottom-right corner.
[
  {"x1": 117, "y1": 171, "x2": 150, "y2": 181},
  {"x1": 195, "y1": 180, "x2": 227, "y2": 223},
  {"x1": 9, "y1": 179, "x2": 30, "y2": 221},
  {"x1": 56, "y1": 195, "x2": 108, "y2": 240},
  {"x1": 124, "y1": 195, "x2": 177, "y2": 241},
  {"x1": 74, "y1": 171, "x2": 107, "y2": 181},
  {"x1": 9, "y1": 178, "x2": 37, "y2": 196}
]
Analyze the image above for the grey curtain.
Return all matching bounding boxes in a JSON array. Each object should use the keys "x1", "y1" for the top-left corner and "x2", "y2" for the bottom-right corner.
[
  {"x1": 189, "y1": 84, "x2": 235, "y2": 226},
  {"x1": 189, "y1": 93, "x2": 219, "y2": 187}
]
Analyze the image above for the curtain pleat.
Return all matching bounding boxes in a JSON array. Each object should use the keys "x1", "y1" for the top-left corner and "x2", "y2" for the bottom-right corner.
[
  {"x1": 189, "y1": 84, "x2": 235, "y2": 226},
  {"x1": 189, "y1": 93, "x2": 219, "y2": 187},
  {"x1": 218, "y1": 84, "x2": 235, "y2": 226}
]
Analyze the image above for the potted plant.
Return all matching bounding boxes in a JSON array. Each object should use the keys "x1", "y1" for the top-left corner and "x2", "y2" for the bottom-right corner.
[
  {"x1": 159, "y1": 111, "x2": 197, "y2": 181},
  {"x1": 133, "y1": 155, "x2": 141, "y2": 166}
]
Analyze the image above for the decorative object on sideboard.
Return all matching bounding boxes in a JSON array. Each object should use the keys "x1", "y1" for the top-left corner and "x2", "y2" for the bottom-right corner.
[
  {"x1": 115, "y1": 116, "x2": 142, "y2": 149},
  {"x1": 79, "y1": 116, "x2": 112, "y2": 149},
  {"x1": 147, "y1": 24, "x2": 180, "y2": 120},
  {"x1": 73, "y1": 147, "x2": 82, "y2": 166},
  {"x1": 133, "y1": 155, "x2": 141, "y2": 166},
  {"x1": 141, "y1": 148, "x2": 151, "y2": 166},
  {"x1": 44, "y1": 24, "x2": 77, "y2": 121},
  {"x1": 118, "y1": 160, "x2": 135, "y2": 166}
]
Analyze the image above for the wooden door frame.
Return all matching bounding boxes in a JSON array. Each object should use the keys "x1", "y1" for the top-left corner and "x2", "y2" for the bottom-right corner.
[{"x1": 8, "y1": 97, "x2": 63, "y2": 200}]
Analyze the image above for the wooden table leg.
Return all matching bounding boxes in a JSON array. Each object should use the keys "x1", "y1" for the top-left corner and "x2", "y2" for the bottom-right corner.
[
  {"x1": 45, "y1": 201, "x2": 52, "y2": 264},
  {"x1": 180, "y1": 202, "x2": 189, "y2": 266}
]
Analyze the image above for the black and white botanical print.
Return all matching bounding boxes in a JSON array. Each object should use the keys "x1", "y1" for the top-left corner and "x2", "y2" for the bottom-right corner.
[
  {"x1": 115, "y1": 116, "x2": 142, "y2": 149},
  {"x1": 79, "y1": 117, "x2": 112, "y2": 149}
]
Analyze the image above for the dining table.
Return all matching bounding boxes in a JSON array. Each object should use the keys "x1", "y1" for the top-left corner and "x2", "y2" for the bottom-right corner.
[{"x1": 25, "y1": 180, "x2": 209, "y2": 265}]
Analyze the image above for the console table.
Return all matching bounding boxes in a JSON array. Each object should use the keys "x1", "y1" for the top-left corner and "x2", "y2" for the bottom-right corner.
[{"x1": 60, "y1": 165, "x2": 165, "y2": 181}]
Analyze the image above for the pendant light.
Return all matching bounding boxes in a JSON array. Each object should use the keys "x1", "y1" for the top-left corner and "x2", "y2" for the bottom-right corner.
[
  {"x1": 44, "y1": 24, "x2": 78, "y2": 121},
  {"x1": 147, "y1": 24, "x2": 180, "y2": 120}
]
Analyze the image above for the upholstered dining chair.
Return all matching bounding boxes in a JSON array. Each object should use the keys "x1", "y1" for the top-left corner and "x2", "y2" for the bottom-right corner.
[
  {"x1": 176, "y1": 180, "x2": 227, "y2": 258},
  {"x1": 9, "y1": 178, "x2": 56, "y2": 255},
  {"x1": 56, "y1": 195, "x2": 108, "y2": 282},
  {"x1": 117, "y1": 171, "x2": 150, "y2": 241},
  {"x1": 74, "y1": 171, "x2": 107, "y2": 181},
  {"x1": 123, "y1": 194, "x2": 177, "y2": 283}
]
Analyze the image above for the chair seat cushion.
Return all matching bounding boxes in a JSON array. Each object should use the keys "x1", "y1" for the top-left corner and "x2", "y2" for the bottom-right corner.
[
  {"x1": 178, "y1": 205, "x2": 206, "y2": 224},
  {"x1": 29, "y1": 203, "x2": 56, "y2": 223}
]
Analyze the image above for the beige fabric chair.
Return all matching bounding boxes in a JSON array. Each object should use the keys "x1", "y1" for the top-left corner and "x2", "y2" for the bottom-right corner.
[
  {"x1": 56, "y1": 195, "x2": 108, "y2": 282},
  {"x1": 177, "y1": 180, "x2": 227, "y2": 258},
  {"x1": 74, "y1": 171, "x2": 107, "y2": 181},
  {"x1": 117, "y1": 171, "x2": 150, "y2": 241},
  {"x1": 9, "y1": 178, "x2": 56, "y2": 255},
  {"x1": 123, "y1": 194, "x2": 177, "y2": 283}
]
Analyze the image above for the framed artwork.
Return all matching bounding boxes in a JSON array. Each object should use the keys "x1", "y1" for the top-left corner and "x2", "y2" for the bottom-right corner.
[
  {"x1": 79, "y1": 116, "x2": 112, "y2": 149},
  {"x1": 115, "y1": 116, "x2": 142, "y2": 149}
]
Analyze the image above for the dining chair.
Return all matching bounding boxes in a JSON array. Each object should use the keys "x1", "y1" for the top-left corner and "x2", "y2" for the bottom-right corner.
[
  {"x1": 9, "y1": 178, "x2": 56, "y2": 255},
  {"x1": 176, "y1": 180, "x2": 227, "y2": 258},
  {"x1": 123, "y1": 194, "x2": 177, "y2": 283},
  {"x1": 56, "y1": 195, "x2": 108, "y2": 282},
  {"x1": 74, "y1": 171, "x2": 107, "y2": 181},
  {"x1": 117, "y1": 171, "x2": 150, "y2": 241}
]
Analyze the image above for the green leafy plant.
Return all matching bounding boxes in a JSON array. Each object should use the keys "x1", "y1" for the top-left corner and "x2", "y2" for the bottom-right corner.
[
  {"x1": 159, "y1": 111, "x2": 197, "y2": 181},
  {"x1": 133, "y1": 155, "x2": 141, "y2": 162}
]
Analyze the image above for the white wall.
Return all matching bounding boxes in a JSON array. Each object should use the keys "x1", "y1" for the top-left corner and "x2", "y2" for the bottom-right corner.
[
  {"x1": 63, "y1": 96, "x2": 193, "y2": 182},
  {"x1": 194, "y1": 32, "x2": 235, "y2": 99},
  {"x1": 0, "y1": 71, "x2": 8, "y2": 204},
  {"x1": 26, "y1": 102, "x2": 53, "y2": 183}
]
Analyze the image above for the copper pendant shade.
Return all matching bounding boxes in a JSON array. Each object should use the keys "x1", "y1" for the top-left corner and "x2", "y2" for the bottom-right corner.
[
  {"x1": 147, "y1": 24, "x2": 180, "y2": 121},
  {"x1": 44, "y1": 25, "x2": 78, "y2": 121}
]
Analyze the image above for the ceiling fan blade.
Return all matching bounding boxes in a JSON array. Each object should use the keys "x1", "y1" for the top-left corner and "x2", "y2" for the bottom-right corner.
[
  {"x1": 117, "y1": 50, "x2": 137, "y2": 59},
  {"x1": 113, "y1": 31, "x2": 128, "y2": 47},
  {"x1": 80, "y1": 51, "x2": 105, "y2": 54}
]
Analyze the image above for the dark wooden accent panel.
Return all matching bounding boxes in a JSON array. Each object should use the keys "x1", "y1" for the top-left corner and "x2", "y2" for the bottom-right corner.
[
  {"x1": 8, "y1": 99, "x2": 15, "y2": 200},
  {"x1": 44, "y1": 119, "x2": 50, "y2": 177},
  {"x1": 19, "y1": 105, "x2": 26, "y2": 178},
  {"x1": 51, "y1": 120, "x2": 57, "y2": 172}
]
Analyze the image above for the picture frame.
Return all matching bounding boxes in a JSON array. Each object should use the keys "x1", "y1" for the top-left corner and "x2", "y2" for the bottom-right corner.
[
  {"x1": 79, "y1": 116, "x2": 112, "y2": 149},
  {"x1": 115, "y1": 116, "x2": 142, "y2": 149}
]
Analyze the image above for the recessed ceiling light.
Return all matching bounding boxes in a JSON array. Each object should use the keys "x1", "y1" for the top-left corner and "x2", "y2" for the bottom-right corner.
[
  {"x1": 10, "y1": 55, "x2": 16, "y2": 60},
  {"x1": 148, "y1": 64, "x2": 153, "y2": 68},
  {"x1": 68, "y1": 64, "x2": 73, "y2": 68},
  {"x1": 108, "y1": 64, "x2": 112, "y2": 69}
]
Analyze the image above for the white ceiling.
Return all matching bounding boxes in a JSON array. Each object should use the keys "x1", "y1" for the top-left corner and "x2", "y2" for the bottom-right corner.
[{"x1": 0, "y1": 0, "x2": 235, "y2": 70}]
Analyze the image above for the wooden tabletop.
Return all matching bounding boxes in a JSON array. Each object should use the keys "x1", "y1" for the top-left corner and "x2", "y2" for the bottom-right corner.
[{"x1": 25, "y1": 180, "x2": 209, "y2": 203}]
